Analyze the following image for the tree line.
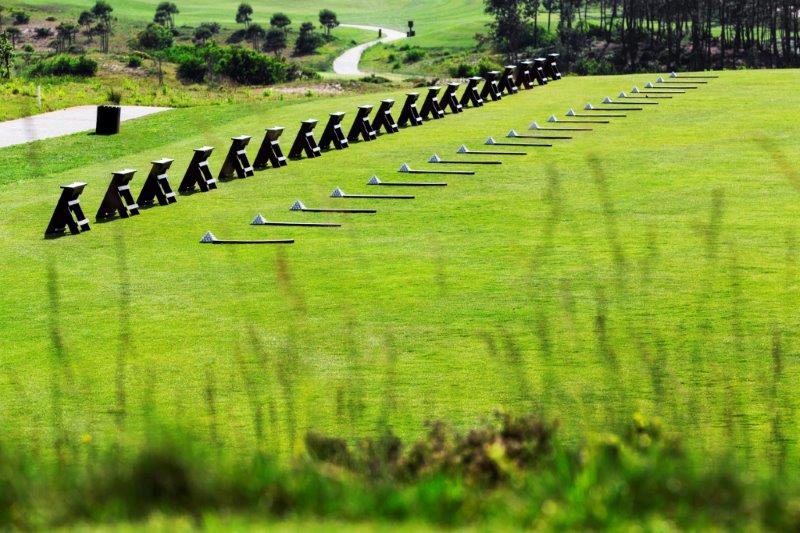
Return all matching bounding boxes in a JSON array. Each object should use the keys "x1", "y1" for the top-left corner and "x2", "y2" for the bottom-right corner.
[{"x1": 485, "y1": 0, "x2": 800, "y2": 72}]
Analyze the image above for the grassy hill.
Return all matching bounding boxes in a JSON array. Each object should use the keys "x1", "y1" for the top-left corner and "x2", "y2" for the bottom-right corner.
[
  {"x1": 8, "y1": 0, "x2": 488, "y2": 48},
  {"x1": 1, "y1": 69, "x2": 799, "y2": 470}
]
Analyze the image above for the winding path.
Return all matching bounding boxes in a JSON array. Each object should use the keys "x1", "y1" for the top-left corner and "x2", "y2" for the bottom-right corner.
[{"x1": 332, "y1": 24, "x2": 408, "y2": 76}]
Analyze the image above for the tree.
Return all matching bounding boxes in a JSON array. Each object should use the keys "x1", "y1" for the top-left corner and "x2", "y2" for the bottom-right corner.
[
  {"x1": 294, "y1": 21, "x2": 322, "y2": 54},
  {"x1": 194, "y1": 22, "x2": 219, "y2": 44},
  {"x1": 263, "y1": 27, "x2": 287, "y2": 56},
  {"x1": 91, "y1": 1, "x2": 114, "y2": 53},
  {"x1": 55, "y1": 22, "x2": 78, "y2": 52},
  {"x1": 155, "y1": 2, "x2": 179, "y2": 28},
  {"x1": 5, "y1": 26, "x2": 20, "y2": 47},
  {"x1": 0, "y1": 33, "x2": 12, "y2": 77},
  {"x1": 245, "y1": 22, "x2": 265, "y2": 51},
  {"x1": 318, "y1": 9, "x2": 339, "y2": 37},
  {"x1": 153, "y1": 8, "x2": 171, "y2": 27},
  {"x1": 270, "y1": 12, "x2": 291, "y2": 33},
  {"x1": 78, "y1": 10, "x2": 95, "y2": 41},
  {"x1": 235, "y1": 3, "x2": 253, "y2": 29},
  {"x1": 137, "y1": 22, "x2": 172, "y2": 84}
]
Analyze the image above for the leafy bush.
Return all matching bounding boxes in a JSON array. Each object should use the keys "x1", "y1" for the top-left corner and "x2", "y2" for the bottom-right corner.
[
  {"x1": 12, "y1": 11, "x2": 30, "y2": 25},
  {"x1": 218, "y1": 46, "x2": 287, "y2": 85},
  {"x1": 31, "y1": 55, "x2": 97, "y2": 76},
  {"x1": 33, "y1": 27, "x2": 53, "y2": 39},
  {"x1": 572, "y1": 57, "x2": 614, "y2": 76},
  {"x1": 476, "y1": 57, "x2": 502, "y2": 76},
  {"x1": 360, "y1": 74, "x2": 390, "y2": 84},
  {"x1": 403, "y1": 48, "x2": 426, "y2": 63},
  {"x1": 127, "y1": 55, "x2": 143, "y2": 68},
  {"x1": 176, "y1": 56, "x2": 206, "y2": 83},
  {"x1": 294, "y1": 22, "x2": 323, "y2": 55},
  {"x1": 449, "y1": 62, "x2": 476, "y2": 77}
]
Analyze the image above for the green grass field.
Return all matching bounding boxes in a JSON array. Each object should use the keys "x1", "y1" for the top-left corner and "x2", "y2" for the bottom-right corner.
[{"x1": 2, "y1": 69, "x2": 799, "y2": 469}]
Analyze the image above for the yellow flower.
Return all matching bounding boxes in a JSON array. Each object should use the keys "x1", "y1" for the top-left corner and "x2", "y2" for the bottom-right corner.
[{"x1": 81, "y1": 434, "x2": 93, "y2": 445}]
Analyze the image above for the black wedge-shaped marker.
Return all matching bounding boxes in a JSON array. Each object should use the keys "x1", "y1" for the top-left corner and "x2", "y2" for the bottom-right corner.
[
  {"x1": 584, "y1": 102, "x2": 642, "y2": 112},
  {"x1": 547, "y1": 114, "x2": 609, "y2": 125},
  {"x1": 498, "y1": 65, "x2": 518, "y2": 95},
  {"x1": 532, "y1": 58, "x2": 549, "y2": 85},
  {"x1": 566, "y1": 108, "x2": 625, "y2": 119},
  {"x1": 347, "y1": 105, "x2": 376, "y2": 142},
  {"x1": 515, "y1": 60, "x2": 535, "y2": 89},
  {"x1": 457, "y1": 144, "x2": 526, "y2": 156},
  {"x1": 507, "y1": 129, "x2": 571, "y2": 140},
  {"x1": 371, "y1": 99, "x2": 399, "y2": 134},
  {"x1": 319, "y1": 112, "x2": 349, "y2": 151},
  {"x1": 368, "y1": 175, "x2": 447, "y2": 187},
  {"x1": 137, "y1": 158, "x2": 176, "y2": 208},
  {"x1": 254, "y1": 127, "x2": 288, "y2": 169},
  {"x1": 289, "y1": 119, "x2": 322, "y2": 159},
  {"x1": 290, "y1": 200, "x2": 376, "y2": 214},
  {"x1": 429, "y1": 154, "x2": 501, "y2": 165},
  {"x1": 441, "y1": 82, "x2": 463, "y2": 113},
  {"x1": 480, "y1": 71, "x2": 502, "y2": 101},
  {"x1": 45, "y1": 182, "x2": 90, "y2": 238},
  {"x1": 460, "y1": 76, "x2": 484, "y2": 108},
  {"x1": 96, "y1": 169, "x2": 139, "y2": 221},
  {"x1": 179, "y1": 146, "x2": 216, "y2": 193},
  {"x1": 331, "y1": 187, "x2": 414, "y2": 200},
  {"x1": 603, "y1": 96, "x2": 657, "y2": 106},
  {"x1": 529, "y1": 121, "x2": 592, "y2": 132},
  {"x1": 219, "y1": 135, "x2": 255, "y2": 181},
  {"x1": 251, "y1": 213, "x2": 340, "y2": 228},
  {"x1": 545, "y1": 53, "x2": 562, "y2": 80},
  {"x1": 200, "y1": 231, "x2": 293, "y2": 245},
  {"x1": 486, "y1": 137, "x2": 551, "y2": 148},
  {"x1": 420, "y1": 86, "x2": 445, "y2": 120},
  {"x1": 398, "y1": 93, "x2": 423, "y2": 127},
  {"x1": 400, "y1": 162, "x2": 474, "y2": 175}
]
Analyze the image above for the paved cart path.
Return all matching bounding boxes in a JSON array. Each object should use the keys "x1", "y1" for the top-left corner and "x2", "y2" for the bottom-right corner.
[
  {"x1": 0, "y1": 105, "x2": 171, "y2": 149},
  {"x1": 332, "y1": 24, "x2": 407, "y2": 76}
]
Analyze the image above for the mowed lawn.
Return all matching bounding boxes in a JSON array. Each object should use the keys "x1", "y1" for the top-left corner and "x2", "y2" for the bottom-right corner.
[
  {"x1": 1, "y1": 70, "x2": 799, "y2": 461},
  {"x1": 10, "y1": 0, "x2": 488, "y2": 48}
]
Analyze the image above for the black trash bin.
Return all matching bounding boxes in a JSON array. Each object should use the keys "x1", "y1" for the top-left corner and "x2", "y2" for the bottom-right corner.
[{"x1": 96, "y1": 105, "x2": 121, "y2": 135}]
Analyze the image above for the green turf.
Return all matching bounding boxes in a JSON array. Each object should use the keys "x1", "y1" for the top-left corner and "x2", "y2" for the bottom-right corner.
[{"x1": 1, "y1": 70, "x2": 799, "y2": 463}]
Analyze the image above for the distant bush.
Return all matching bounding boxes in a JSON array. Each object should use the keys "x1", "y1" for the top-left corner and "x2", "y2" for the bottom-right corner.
[
  {"x1": 449, "y1": 62, "x2": 476, "y2": 77},
  {"x1": 33, "y1": 27, "x2": 53, "y2": 39},
  {"x1": 219, "y1": 46, "x2": 287, "y2": 84},
  {"x1": 176, "y1": 55, "x2": 206, "y2": 83},
  {"x1": 31, "y1": 55, "x2": 97, "y2": 76},
  {"x1": 360, "y1": 74, "x2": 390, "y2": 84},
  {"x1": 573, "y1": 57, "x2": 614, "y2": 76},
  {"x1": 107, "y1": 88, "x2": 122, "y2": 104},
  {"x1": 127, "y1": 55, "x2": 143, "y2": 68},
  {"x1": 12, "y1": 11, "x2": 30, "y2": 25},
  {"x1": 476, "y1": 57, "x2": 502, "y2": 76},
  {"x1": 403, "y1": 48, "x2": 426, "y2": 63}
]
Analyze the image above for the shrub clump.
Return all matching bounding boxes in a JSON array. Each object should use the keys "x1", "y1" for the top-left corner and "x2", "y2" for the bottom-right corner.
[{"x1": 31, "y1": 55, "x2": 98, "y2": 77}]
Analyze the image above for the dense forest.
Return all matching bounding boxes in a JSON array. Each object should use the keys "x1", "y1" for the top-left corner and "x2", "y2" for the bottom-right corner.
[{"x1": 485, "y1": 0, "x2": 800, "y2": 73}]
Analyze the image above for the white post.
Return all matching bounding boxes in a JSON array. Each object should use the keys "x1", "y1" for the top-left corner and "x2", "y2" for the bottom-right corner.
[{"x1": 36, "y1": 85, "x2": 42, "y2": 108}]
